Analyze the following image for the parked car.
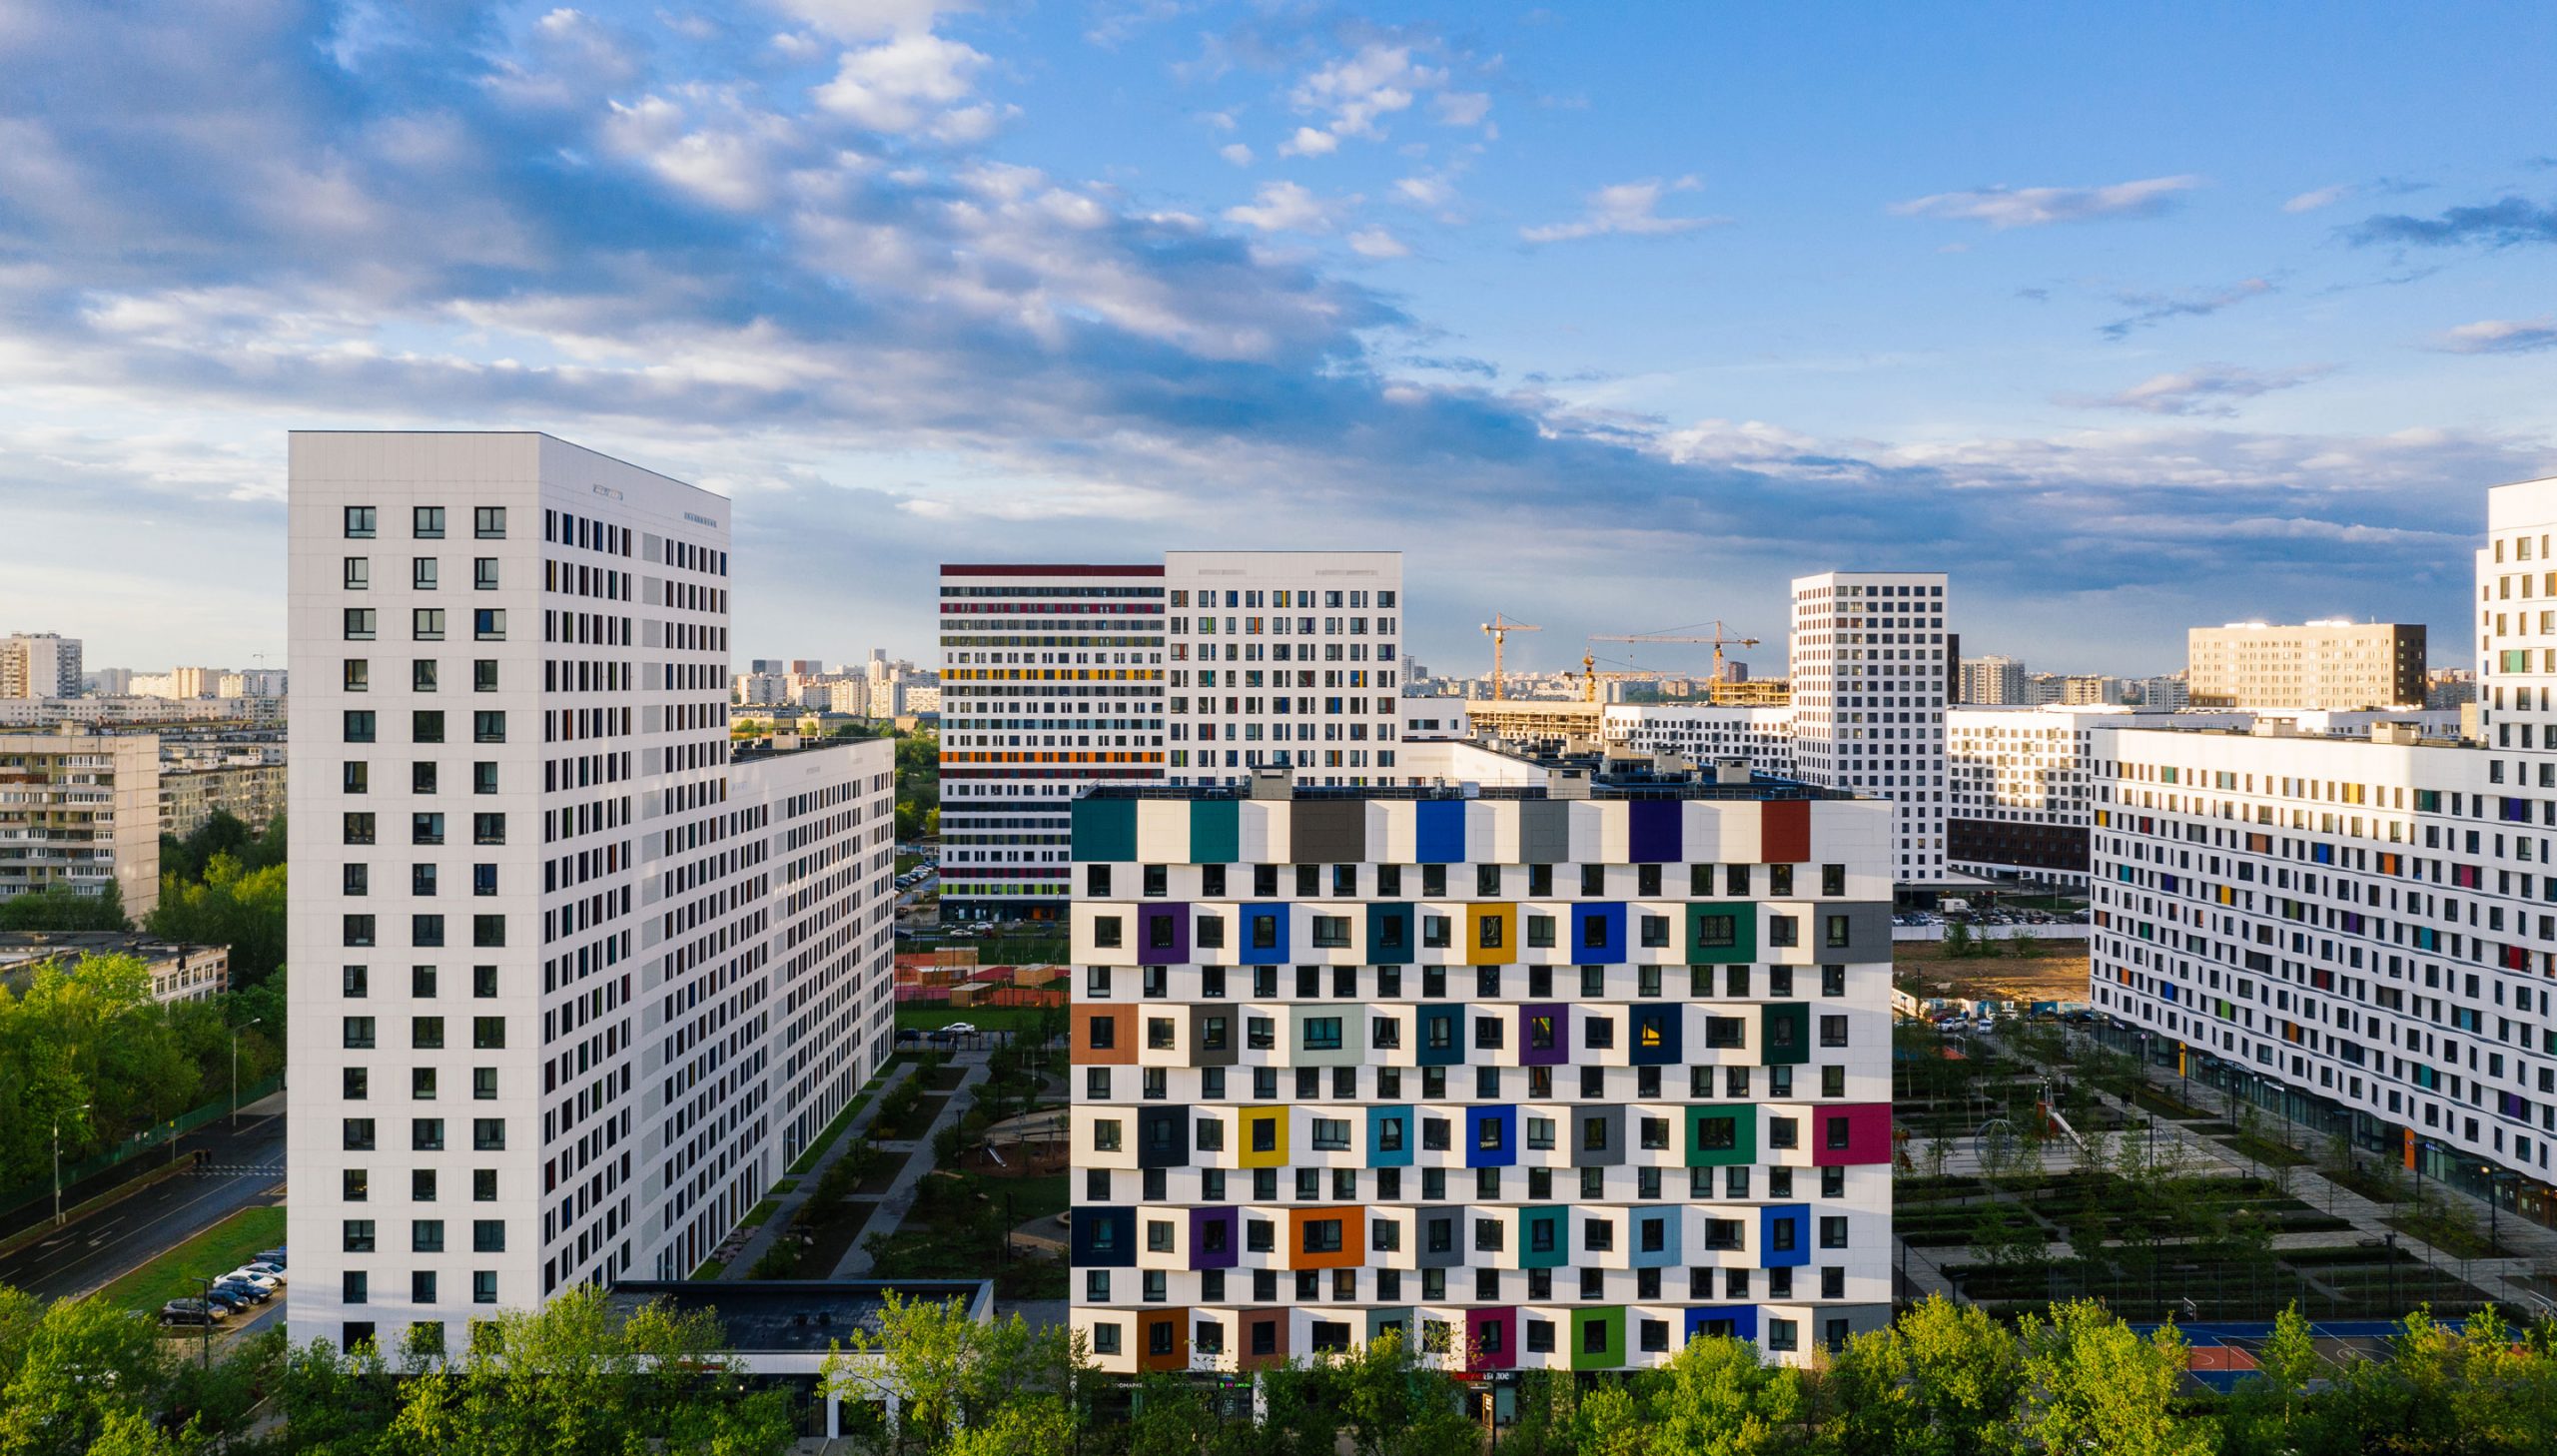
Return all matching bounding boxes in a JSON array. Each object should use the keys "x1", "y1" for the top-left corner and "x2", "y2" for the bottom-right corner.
[
  {"x1": 160, "y1": 1300, "x2": 220, "y2": 1326},
  {"x1": 210, "y1": 1279, "x2": 270, "y2": 1306},
  {"x1": 942, "y1": 1022, "x2": 978, "y2": 1037},
  {"x1": 256, "y1": 1247, "x2": 288, "y2": 1266},
  {"x1": 224, "y1": 1269, "x2": 283, "y2": 1293}
]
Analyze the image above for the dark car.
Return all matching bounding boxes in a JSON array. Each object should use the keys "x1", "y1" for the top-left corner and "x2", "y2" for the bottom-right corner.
[
  {"x1": 211, "y1": 1279, "x2": 270, "y2": 1305},
  {"x1": 161, "y1": 1299, "x2": 220, "y2": 1325}
]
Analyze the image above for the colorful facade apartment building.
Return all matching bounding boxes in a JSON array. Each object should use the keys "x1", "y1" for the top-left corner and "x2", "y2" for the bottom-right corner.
[{"x1": 1066, "y1": 759, "x2": 1897, "y2": 1376}]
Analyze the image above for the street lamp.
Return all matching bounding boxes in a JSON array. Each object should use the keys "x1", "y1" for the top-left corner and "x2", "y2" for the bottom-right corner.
[
  {"x1": 52, "y1": 1100, "x2": 91, "y2": 1225},
  {"x1": 230, "y1": 1018, "x2": 264, "y2": 1119}
]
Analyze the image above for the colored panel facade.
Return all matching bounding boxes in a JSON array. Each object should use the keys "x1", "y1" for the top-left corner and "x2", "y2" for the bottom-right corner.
[{"x1": 1070, "y1": 786, "x2": 1893, "y2": 1376}]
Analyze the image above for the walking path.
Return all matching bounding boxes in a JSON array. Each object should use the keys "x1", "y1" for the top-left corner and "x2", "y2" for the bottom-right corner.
[
  {"x1": 831, "y1": 1055, "x2": 993, "y2": 1276},
  {"x1": 719, "y1": 1061, "x2": 918, "y2": 1277},
  {"x1": 1896, "y1": 1027, "x2": 2557, "y2": 1318}
]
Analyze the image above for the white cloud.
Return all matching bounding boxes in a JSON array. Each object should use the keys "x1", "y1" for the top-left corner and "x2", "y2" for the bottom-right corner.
[
  {"x1": 2433, "y1": 317, "x2": 2557, "y2": 355},
  {"x1": 776, "y1": 0, "x2": 965, "y2": 41},
  {"x1": 1347, "y1": 227, "x2": 1409, "y2": 259},
  {"x1": 1888, "y1": 175, "x2": 2202, "y2": 229},
  {"x1": 1222, "y1": 181, "x2": 1336, "y2": 234},
  {"x1": 2065, "y1": 363, "x2": 2333, "y2": 416},
  {"x1": 1219, "y1": 143, "x2": 1253, "y2": 167},
  {"x1": 811, "y1": 31, "x2": 1002, "y2": 140},
  {"x1": 1520, "y1": 176, "x2": 1723, "y2": 244},
  {"x1": 2283, "y1": 184, "x2": 2351, "y2": 214},
  {"x1": 1278, "y1": 126, "x2": 1338, "y2": 159},
  {"x1": 1291, "y1": 44, "x2": 1439, "y2": 140},
  {"x1": 1433, "y1": 91, "x2": 1490, "y2": 127},
  {"x1": 599, "y1": 92, "x2": 796, "y2": 211}
]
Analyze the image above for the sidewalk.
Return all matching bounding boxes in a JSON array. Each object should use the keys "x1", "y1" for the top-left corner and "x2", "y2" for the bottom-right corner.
[
  {"x1": 719, "y1": 1062, "x2": 918, "y2": 1277},
  {"x1": 831, "y1": 1056, "x2": 993, "y2": 1277}
]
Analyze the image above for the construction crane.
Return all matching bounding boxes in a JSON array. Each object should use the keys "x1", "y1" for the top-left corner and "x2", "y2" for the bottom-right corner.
[
  {"x1": 1479, "y1": 613, "x2": 1543, "y2": 701},
  {"x1": 1578, "y1": 652, "x2": 1663, "y2": 703},
  {"x1": 1589, "y1": 620, "x2": 1762, "y2": 685}
]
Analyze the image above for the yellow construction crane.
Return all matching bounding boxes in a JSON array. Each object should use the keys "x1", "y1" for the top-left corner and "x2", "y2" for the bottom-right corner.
[
  {"x1": 1479, "y1": 613, "x2": 1543, "y2": 701},
  {"x1": 1589, "y1": 620, "x2": 1762, "y2": 684},
  {"x1": 1578, "y1": 652, "x2": 1663, "y2": 703}
]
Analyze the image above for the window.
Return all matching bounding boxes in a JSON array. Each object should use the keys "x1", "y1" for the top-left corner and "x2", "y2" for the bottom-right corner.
[
  {"x1": 474, "y1": 506, "x2": 505, "y2": 539},
  {"x1": 1696, "y1": 913, "x2": 1738, "y2": 948},
  {"x1": 1696, "y1": 1114, "x2": 1738, "y2": 1151},
  {"x1": 345, "y1": 607, "x2": 378, "y2": 640},
  {"x1": 1311, "y1": 1119, "x2": 1350, "y2": 1150},
  {"x1": 473, "y1": 813, "x2": 504, "y2": 844},
  {"x1": 1527, "y1": 914, "x2": 1555, "y2": 949},
  {"x1": 472, "y1": 1118, "x2": 505, "y2": 1151},
  {"x1": 1312, "y1": 916, "x2": 1350, "y2": 948},
  {"x1": 414, "y1": 505, "x2": 445, "y2": 538},
  {"x1": 413, "y1": 710, "x2": 444, "y2": 743},
  {"x1": 1195, "y1": 916, "x2": 1225, "y2": 950},
  {"x1": 472, "y1": 1017, "x2": 506, "y2": 1050},
  {"x1": 472, "y1": 915, "x2": 504, "y2": 948},
  {"x1": 1770, "y1": 1117, "x2": 1799, "y2": 1149},
  {"x1": 414, "y1": 608, "x2": 445, "y2": 641},
  {"x1": 413, "y1": 1219, "x2": 445, "y2": 1253},
  {"x1": 412, "y1": 1016, "x2": 444, "y2": 1050},
  {"x1": 1769, "y1": 915, "x2": 1799, "y2": 948},
  {"x1": 1826, "y1": 1115, "x2": 1853, "y2": 1151},
  {"x1": 344, "y1": 761, "x2": 371, "y2": 795},
  {"x1": 413, "y1": 660, "x2": 438, "y2": 691},
  {"x1": 1822, "y1": 863, "x2": 1847, "y2": 896},
  {"x1": 1820, "y1": 1015, "x2": 1848, "y2": 1048},
  {"x1": 1768, "y1": 1319, "x2": 1798, "y2": 1353},
  {"x1": 343, "y1": 1220, "x2": 378, "y2": 1253},
  {"x1": 343, "y1": 1118, "x2": 377, "y2": 1150},
  {"x1": 1422, "y1": 916, "x2": 1451, "y2": 949},
  {"x1": 346, "y1": 505, "x2": 378, "y2": 538},
  {"x1": 1477, "y1": 915, "x2": 1502, "y2": 950},
  {"x1": 342, "y1": 1015, "x2": 378, "y2": 1049},
  {"x1": 1822, "y1": 964, "x2": 1847, "y2": 997},
  {"x1": 472, "y1": 1220, "x2": 504, "y2": 1253},
  {"x1": 343, "y1": 913, "x2": 378, "y2": 948},
  {"x1": 1302, "y1": 1017, "x2": 1343, "y2": 1051},
  {"x1": 1825, "y1": 915, "x2": 1852, "y2": 949},
  {"x1": 345, "y1": 710, "x2": 377, "y2": 744},
  {"x1": 473, "y1": 609, "x2": 505, "y2": 641},
  {"x1": 473, "y1": 558, "x2": 499, "y2": 590},
  {"x1": 345, "y1": 557, "x2": 371, "y2": 589},
  {"x1": 473, "y1": 1271, "x2": 498, "y2": 1304},
  {"x1": 1250, "y1": 913, "x2": 1279, "y2": 950},
  {"x1": 413, "y1": 557, "x2": 438, "y2": 590},
  {"x1": 473, "y1": 711, "x2": 505, "y2": 743},
  {"x1": 1820, "y1": 1216, "x2": 1849, "y2": 1248},
  {"x1": 413, "y1": 812, "x2": 444, "y2": 845},
  {"x1": 1094, "y1": 917, "x2": 1123, "y2": 949},
  {"x1": 1639, "y1": 914, "x2": 1670, "y2": 948}
]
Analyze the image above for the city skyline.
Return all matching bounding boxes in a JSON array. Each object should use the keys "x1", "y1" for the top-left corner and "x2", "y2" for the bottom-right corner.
[{"x1": 8, "y1": 6, "x2": 2556, "y2": 673}]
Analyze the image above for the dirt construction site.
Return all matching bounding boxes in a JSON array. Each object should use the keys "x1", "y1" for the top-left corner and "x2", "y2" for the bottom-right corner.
[{"x1": 1893, "y1": 937, "x2": 2093, "y2": 1006}]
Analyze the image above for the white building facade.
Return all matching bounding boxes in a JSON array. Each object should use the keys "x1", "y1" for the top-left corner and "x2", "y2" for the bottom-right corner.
[
  {"x1": 1067, "y1": 768, "x2": 1896, "y2": 1377},
  {"x1": 2089, "y1": 474, "x2": 2557, "y2": 1231},
  {"x1": 1788, "y1": 572, "x2": 1951, "y2": 881},
  {"x1": 287, "y1": 432, "x2": 891, "y2": 1352}
]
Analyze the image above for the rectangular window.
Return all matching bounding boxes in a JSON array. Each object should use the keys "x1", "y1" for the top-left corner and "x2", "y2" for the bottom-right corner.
[
  {"x1": 474, "y1": 609, "x2": 505, "y2": 641},
  {"x1": 346, "y1": 505, "x2": 377, "y2": 538},
  {"x1": 413, "y1": 557, "x2": 438, "y2": 590},
  {"x1": 473, "y1": 558, "x2": 499, "y2": 590},
  {"x1": 413, "y1": 710, "x2": 444, "y2": 743},
  {"x1": 345, "y1": 556, "x2": 370, "y2": 589},
  {"x1": 472, "y1": 711, "x2": 505, "y2": 743},
  {"x1": 474, "y1": 506, "x2": 505, "y2": 539},
  {"x1": 414, "y1": 505, "x2": 445, "y2": 539},
  {"x1": 345, "y1": 607, "x2": 377, "y2": 640},
  {"x1": 345, "y1": 710, "x2": 377, "y2": 743},
  {"x1": 414, "y1": 608, "x2": 444, "y2": 641},
  {"x1": 1696, "y1": 913, "x2": 1738, "y2": 948}
]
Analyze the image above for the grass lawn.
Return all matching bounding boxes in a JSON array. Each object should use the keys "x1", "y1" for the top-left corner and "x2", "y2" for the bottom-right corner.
[
  {"x1": 895, "y1": 1004, "x2": 1055, "y2": 1037},
  {"x1": 99, "y1": 1204, "x2": 287, "y2": 1315},
  {"x1": 787, "y1": 1076, "x2": 889, "y2": 1175},
  {"x1": 690, "y1": 1259, "x2": 725, "y2": 1280},
  {"x1": 741, "y1": 1199, "x2": 780, "y2": 1228}
]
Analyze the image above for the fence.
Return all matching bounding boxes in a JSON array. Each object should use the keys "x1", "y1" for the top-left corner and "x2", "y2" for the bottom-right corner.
[{"x1": 0, "y1": 1074, "x2": 283, "y2": 1221}]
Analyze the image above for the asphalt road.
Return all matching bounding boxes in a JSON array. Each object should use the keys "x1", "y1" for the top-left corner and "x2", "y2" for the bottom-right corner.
[{"x1": 0, "y1": 1109, "x2": 285, "y2": 1303}]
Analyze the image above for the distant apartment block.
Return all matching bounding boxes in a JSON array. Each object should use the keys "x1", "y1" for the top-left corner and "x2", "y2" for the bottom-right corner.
[
  {"x1": 2187, "y1": 620, "x2": 2425, "y2": 709},
  {"x1": 1789, "y1": 572, "x2": 1950, "y2": 880},
  {"x1": 0, "y1": 728, "x2": 160, "y2": 918},
  {"x1": 1067, "y1": 752, "x2": 1895, "y2": 1376},
  {"x1": 1957, "y1": 655, "x2": 2027, "y2": 705},
  {"x1": 163, "y1": 762, "x2": 289, "y2": 837},
  {"x1": 0, "y1": 634, "x2": 83, "y2": 699},
  {"x1": 286, "y1": 431, "x2": 894, "y2": 1352}
]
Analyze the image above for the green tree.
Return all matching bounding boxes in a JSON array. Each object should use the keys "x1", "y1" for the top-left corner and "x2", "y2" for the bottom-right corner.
[
  {"x1": 823, "y1": 1291, "x2": 1076, "y2": 1456},
  {"x1": 0, "y1": 1296, "x2": 174, "y2": 1456},
  {"x1": 2014, "y1": 1300, "x2": 2212, "y2": 1456},
  {"x1": 0, "y1": 883, "x2": 128, "y2": 933},
  {"x1": 1333, "y1": 1328, "x2": 1476, "y2": 1456},
  {"x1": 1639, "y1": 1334, "x2": 1803, "y2": 1456},
  {"x1": 2217, "y1": 1304, "x2": 2318, "y2": 1456},
  {"x1": 147, "y1": 855, "x2": 287, "y2": 989},
  {"x1": 1823, "y1": 1295, "x2": 2022, "y2": 1456}
]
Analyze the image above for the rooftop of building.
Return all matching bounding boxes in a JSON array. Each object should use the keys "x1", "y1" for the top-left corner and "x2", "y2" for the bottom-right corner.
[
  {"x1": 1095, "y1": 745, "x2": 1859, "y2": 804},
  {"x1": 0, "y1": 931, "x2": 225, "y2": 970},
  {"x1": 729, "y1": 732, "x2": 881, "y2": 764},
  {"x1": 601, "y1": 1280, "x2": 993, "y2": 1353}
]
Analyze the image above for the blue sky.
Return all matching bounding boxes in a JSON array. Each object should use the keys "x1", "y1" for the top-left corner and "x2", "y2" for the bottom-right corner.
[{"x1": 5, "y1": 1, "x2": 2556, "y2": 678}]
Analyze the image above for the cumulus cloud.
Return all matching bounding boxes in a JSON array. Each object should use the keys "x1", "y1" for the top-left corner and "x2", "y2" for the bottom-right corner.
[
  {"x1": 1219, "y1": 143, "x2": 1253, "y2": 167},
  {"x1": 812, "y1": 30, "x2": 1007, "y2": 141},
  {"x1": 777, "y1": 0, "x2": 967, "y2": 41},
  {"x1": 2064, "y1": 364, "x2": 2333, "y2": 416},
  {"x1": 1346, "y1": 227, "x2": 1409, "y2": 259},
  {"x1": 1889, "y1": 175, "x2": 2202, "y2": 229},
  {"x1": 2350, "y1": 195, "x2": 2557, "y2": 248},
  {"x1": 1520, "y1": 176, "x2": 1723, "y2": 244},
  {"x1": 1278, "y1": 126, "x2": 1338, "y2": 158},
  {"x1": 1433, "y1": 91, "x2": 1491, "y2": 127},
  {"x1": 2432, "y1": 318, "x2": 2557, "y2": 354},
  {"x1": 1221, "y1": 181, "x2": 1338, "y2": 234}
]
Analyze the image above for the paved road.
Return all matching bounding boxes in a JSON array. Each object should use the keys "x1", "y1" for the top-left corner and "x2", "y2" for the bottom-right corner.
[{"x1": 0, "y1": 1110, "x2": 286, "y2": 1302}]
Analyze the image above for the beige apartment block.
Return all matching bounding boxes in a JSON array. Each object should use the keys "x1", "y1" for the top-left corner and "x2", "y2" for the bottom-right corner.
[
  {"x1": 0, "y1": 729, "x2": 162, "y2": 919},
  {"x1": 2186, "y1": 620, "x2": 2425, "y2": 709}
]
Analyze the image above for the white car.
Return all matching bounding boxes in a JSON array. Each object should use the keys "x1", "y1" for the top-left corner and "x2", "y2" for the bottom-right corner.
[
  {"x1": 241, "y1": 1260, "x2": 287, "y2": 1279},
  {"x1": 224, "y1": 1269, "x2": 283, "y2": 1292},
  {"x1": 942, "y1": 1022, "x2": 978, "y2": 1036}
]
